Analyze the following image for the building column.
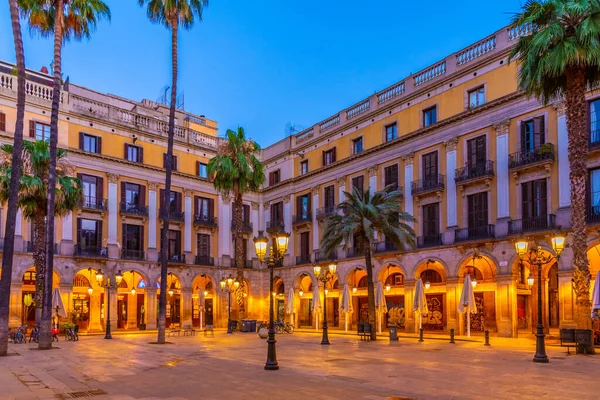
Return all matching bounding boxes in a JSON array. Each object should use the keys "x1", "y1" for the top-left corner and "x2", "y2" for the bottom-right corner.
[
  {"x1": 555, "y1": 102, "x2": 572, "y2": 227},
  {"x1": 446, "y1": 278, "x2": 459, "y2": 335},
  {"x1": 494, "y1": 120, "x2": 510, "y2": 237},
  {"x1": 283, "y1": 195, "x2": 294, "y2": 266},
  {"x1": 250, "y1": 202, "x2": 260, "y2": 262},
  {"x1": 147, "y1": 182, "x2": 159, "y2": 262},
  {"x1": 182, "y1": 288, "x2": 193, "y2": 328},
  {"x1": 107, "y1": 173, "x2": 119, "y2": 259},
  {"x1": 145, "y1": 287, "x2": 157, "y2": 330},
  {"x1": 368, "y1": 165, "x2": 378, "y2": 196},
  {"x1": 444, "y1": 139, "x2": 458, "y2": 232},
  {"x1": 337, "y1": 176, "x2": 346, "y2": 204},
  {"x1": 14, "y1": 208, "x2": 23, "y2": 252},
  {"x1": 184, "y1": 189, "x2": 193, "y2": 264},
  {"x1": 218, "y1": 195, "x2": 232, "y2": 267},
  {"x1": 59, "y1": 284, "x2": 73, "y2": 322},
  {"x1": 108, "y1": 286, "x2": 118, "y2": 331},
  {"x1": 60, "y1": 212, "x2": 74, "y2": 255},
  {"x1": 9, "y1": 283, "x2": 22, "y2": 328},
  {"x1": 127, "y1": 292, "x2": 137, "y2": 329},
  {"x1": 495, "y1": 274, "x2": 517, "y2": 338},
  {"x1": 89, "y1": 291, "x2": 103, "y2": 332},
  {"x1": 402, "y1": 154, "x2": 414, "y2": 226},
  {"x1": 312, "y1": 187, "x2": 319, "y2": 252},
  {"x1": 404, "y1": 280, "x2": 416, "y2": 333}
]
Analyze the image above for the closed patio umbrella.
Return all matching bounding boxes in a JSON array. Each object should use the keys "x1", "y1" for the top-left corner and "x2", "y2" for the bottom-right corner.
[
  {"x1": 458, "y1": 275, "x2": 477, "y2": 338},
  {"x1": 52, "y1": 288, "x2": 67, "y2": 319},
  {"x1": 375, "y1": 281, "x2": 388, "y2": 334},
  {"x1": 592, "y1": 271, "x2": 600, "y2": 318},
  {"x1": 413, "y1": 278, "x2": 429, "y2": 331},
  {"x1": 286, "y1": 288, "x2": 295, "y2": 325},
  {"x1": 199, "y1": 289, "x2": 205, "y2": 330},
  {"x1": 339, "y1": 284, "x2": 353, "y2": 332},
  {"x1": 312, "y1": 285, "x2": 321, "y2": 330}
]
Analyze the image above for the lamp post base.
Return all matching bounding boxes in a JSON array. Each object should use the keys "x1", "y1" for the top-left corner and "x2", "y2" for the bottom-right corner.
[
  {"x1": 321, "y1": 326, "x2": 330, "y2": 345},
  {"x1": 264, "y1": 332, "x2": 279, "y2": 370},
  {"x1": 533, "y1": 327, "x2": 548, "y2": 363}
]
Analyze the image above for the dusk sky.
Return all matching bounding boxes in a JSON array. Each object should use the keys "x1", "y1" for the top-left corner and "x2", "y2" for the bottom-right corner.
[{"x1": 0, "y1": 0, "x2": 524, "y2": 147}]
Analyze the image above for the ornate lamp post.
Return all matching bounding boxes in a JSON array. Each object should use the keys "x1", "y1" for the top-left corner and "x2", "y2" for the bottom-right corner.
[
  {"x1": 220, "y1": 275, "x2": 240, "y2": 334},
  {"x1": 95, "y1": 268, "x2": 123, "y2": 340},
  {"x1": 514, "y1": 233, "x2": 565, "y2": 363},
  {"x1": 313, "y1": 262, "x2": 337, "y2": 345},
  {"x1": 253, "y1": 230, "x2": 290, "y2": 371}
]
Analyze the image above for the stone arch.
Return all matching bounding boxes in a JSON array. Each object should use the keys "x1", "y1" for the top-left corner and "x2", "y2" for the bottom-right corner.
[
  {"x1": 294, "y1": 272, "x2": 314, "y2": 295},
  {"x1": 191, "y1": 273, "x2": 217, "y2": 292},
  {"x1": 377, "y1": 262, "x2": 408, "y2": 283},
  {"x1": 21, "y1": 266, "x2": 61, "y2": 288},
  {"x1": 341, "y1": 265, "x2": 366, "y2": 287},
  {"x1": 510, "y1": 245, "x2": 559, "y2": 281},
  {"x1": 456, "y1": 253, "x2": 497, "y2": 282},
  {"x1": 587, "y1": 242, "x2": 600, "y2": 276},
  {"x1": 414, "y1": 258, "x2": 448, "y2": 282}
]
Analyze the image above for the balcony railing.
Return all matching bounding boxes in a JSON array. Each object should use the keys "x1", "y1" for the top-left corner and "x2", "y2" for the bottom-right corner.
[
  {"x1": 508, "y1": 144, "x2": 555, "y2": 169},
  {"x1": 233, "y1": 259, "x2": 254, "y2": 269},
  {"x1": 455, "y1": 161, "x2": 494, "y2": 183},
  {"x1": 194, "y1": 214, "x2": 217, "y2": 228},
  {"x1": 411, "y1": 175, "x2": 445, "y2": 196},
  {"x1": 292, "y1": 212, "x2": 312, "y2": 225},
  {"x1": 374, "y1": 241, "x2": 398, "y2": 254},
  {"x1": 121, "y1": 248, "x2": 145, "y2": 261},
  {"x1": 120, "y1": 201, "x2": 148, "y2": 217},
  {"x1": 231, "y1": 220, "x2": 253, "y2": 233},
  {"x1": 74, "y1": 244, "x2": 108, "y2": 258},
  {"x1": 159, "y1": 252, "x2": 185, "y2": 264},
  {"x1": 295, "y1": 254, "x2": 312, "y2": 265},
  {"x1": 316, "y1": 206, "x2": 336, "y2": 220},
  {"x1": 454, "y1": 225, "x2": 495, "y2": 242},
  {"x1": 159, "y1": 208, "x2": 185, "y2": 222},
  {"x1": 24, "y1": 241, "x2": 58, "y2": 254},
  {"x1": 508, "y1": 214, "x2": 556, "y2": 234},
  {"x1": 266, "y1": 220, "x2": 285, "y2": 233},
  {"x1": 314, "y1": 249, "x2": 337, "y2": 262},
  {"x1": 81, "y1": 196, "x2": 107, "y2": 212},
  {"x1": 194, "y1": 255, "x2": 215, "y2": 266},
  {"x1": 345, "y1": 247, "x2": 365, "y2": 258},
  {"x1": 417, "y1": 234, "x2": 443, "y2": 248}
]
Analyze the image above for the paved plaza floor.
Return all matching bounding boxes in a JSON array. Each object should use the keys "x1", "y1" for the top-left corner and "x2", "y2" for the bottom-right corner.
[{"x1": 0, "y1": 330, "x2": 597, "y2": 400}]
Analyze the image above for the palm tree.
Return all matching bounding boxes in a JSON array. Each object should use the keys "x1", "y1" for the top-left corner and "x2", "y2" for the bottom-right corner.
[
  {"x1": 0, "y1": 0, "x2": 27, "y2": 357},
  {"x1": 19, "y1": 0, "x2": 110, "y2": 350},
  {"x1": 509, "y1": 0, "x2": 600, "y2": 333},
  {"x1": 208, "y1": 127, "x2": 265, "y2": 319},
  {"x1": 139, "y1": 0, "x2": 208, "y2": 345},
  {"x1": 320, "y1": 186, "x2": 416, "y2": 341}
]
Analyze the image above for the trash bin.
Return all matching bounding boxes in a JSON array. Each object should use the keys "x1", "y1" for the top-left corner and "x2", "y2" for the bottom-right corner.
[
  {"x1": 389, "y1": 326, "x2": 398, "y2": 341},
  {"x1": 241, "y1": 319, "x2": 257, "y2": 333}
]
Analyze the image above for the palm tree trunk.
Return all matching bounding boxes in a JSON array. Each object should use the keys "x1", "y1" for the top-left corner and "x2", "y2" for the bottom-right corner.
[
  {"x1": 39, "y1": 0, "x2": 64, "y2": 350},
  {"x1": 33, "y1": 214, "x2": 46, "y2": 323},
  {"x1": 364, "y1": 239, "x2": 376, "y2": 341},
  {"x1": 565, "y1": 67, "x2": 593, "y2": 337},
  {"x1": 158, "y1": 21, "x2": 178, "y2": 344},
  {"x1": 233, "y1": 193, "x2": 245, "y2": 319},
  {"x1": 0, "y1": 0, "x2": 26, "y2": 357}
]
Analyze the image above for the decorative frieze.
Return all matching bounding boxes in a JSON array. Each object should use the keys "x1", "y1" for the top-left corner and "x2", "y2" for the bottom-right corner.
[
  {"x1": 401, "y1": 153, "x2": 415, "y2": 165},
  {"x1": 148, "y1": 182, "x2": 160, "y2": 191},
  {"x1": 251, "y1": 201, "x2": 260, "y2": 211},
  {"x1": 367, "y1": 165, "x2": 379, "y2": 177},
  {"x1": 336, "y1": 176, "x2": 347, "y2": 186},
  {"x1": 444, "y1": 137, "x2": 458, "y2": 151},
  {"x1": 311, "y1": 185, "x2": 320, "y2": 196},
  {"x1": 493, "y1": 119, "x2": 511, "y2": 136},
  {"x1": 553, "y1": 101, "x2": 567, "y2": 117},
  {"x1": 283, "y1": 195, "x2": 291, "y2": 203},
  {"x1": 107, "y1": 173, "x2": 119, "y2": 184},
  {"x1": 183, "y1": 188, "x2": 194, "y2": 197}
]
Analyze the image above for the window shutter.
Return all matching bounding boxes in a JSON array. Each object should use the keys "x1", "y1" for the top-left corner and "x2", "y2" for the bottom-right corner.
[
  {"x1": 177, "y1": 192, "x2": 182, "y2": 213},
  {"x1": 97, "y1": 136, "x2": 102, "y2": 154},
  {"x1": 124, "y1": 143, "x2": 129, "y2": 159},
  {"x1": 139, "y1": 146, "x2": 144, "y2": 163},
  {"x1": 96, "y1": 220, "x2": 103, "y2": 247},
  {"x1": 270, "y1": 204, "x2": 275, "y2": 222},
  {"x1": 0, "y1": 112, "x2": 5, "y2": 132},
  {"x1": 269, "y1": 172, "x2": 274, "y2": 186},
  {"x1": 520, "y1": 121, "x2": 526, "y2": 151},
  {"x1": 120, "y1": 182, "x2": 126, "y2": 205},
  {"x1": 307, "y1": 195, "x2": 311, "y2": 215},
  {"x1": 332, "y1": 147, "x2": 337, "y2": 162},
  {"x1": 159, "y1": 189, "x2": 165, "y2": 210},
  {"x1": 140, "y1": 225, "x2": 145, "y2": 251},
  {"x1": 79, "y1": 132, "x2": 84, "y2": 150},
  {"x1": 140, "y1": 185, "x2": 146, "y2": 208},
  {"x1": 173, "y1": 155, "x2": 178, "y2": 172},
  {"x1": 322, "y1": 151, "x2": 326, "y2": 166},
  {"x1": 76, "y1": 218, "x2": 82, "y2": 244},
  {"x1": 534, "y1": 116, "x2": 545, "y2": 147},
  {"x1": 296, "y1": 196, "x2": 301, "y2": 216},
  {"x1": 176, "y1": 230, "x2": 182, "y2": 254},
  {"x1": 208, "y1": 198, "x2": 215, "y2": 219},
  {"x1": 29, "y1": 121, "x2": 35, "y2": 138},
  {"x1": 243, "y1": 204, "x2": 250, "y2": 223},
  {"x1": 194, "y1": 195, "x2": 200, "y2": 216},
  {"x1": 122, "y1": 224, "x2": 127, "y2": 250},
  {"x1": 278, "y1": 202, "x2": 283, "y2": 222},
  {"x1": 163, "y1": 153, "x2": 167, "y2": 168},
  {"x1": 196, "y1": 161, "x2": 200, "y2": 176},
  {"x1": 97, "y1": 177, "x2": 104, "y2": 201}
]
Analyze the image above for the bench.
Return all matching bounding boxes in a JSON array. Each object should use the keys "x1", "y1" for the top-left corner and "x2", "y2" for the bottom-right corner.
[
  {"x1": 183, "y1": 325, "x2": 196, "y2": 336},
  {"x1": 357, "y1": 323, "x2": 371, "y2": 341},
  {"x1": 560, "y1": 329, "x2": 576, "y2": 354},
  {"x1": 167, "y1": 325, "x2": 181, "y2": 337},
  {"x1": 204, "y1": 325, "x2": 214, "y2": 337}
]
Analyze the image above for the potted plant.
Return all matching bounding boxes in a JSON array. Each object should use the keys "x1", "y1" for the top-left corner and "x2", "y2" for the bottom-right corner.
[{"x1": 536, "y1": 143, "x2": 553, "y2": 157}]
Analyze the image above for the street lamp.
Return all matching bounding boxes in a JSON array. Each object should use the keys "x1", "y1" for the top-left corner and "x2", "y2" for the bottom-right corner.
[
  {"x1": 424, "y1": 259, "x2": 434, "y2": 290},
  {"x1": 220, "y1": 275, "x2": 240, "y2": 334},
  {"x1": 514, "y1": 232, "x2": 565, "y2": 363},
  {"x1": 95, "y1": 268, "x2": 123, "y2": 340},
  {"x1": 313, "y1": 261, "x2": 337, "y2": 345},
  {"x1": 253, "y1": 230, "x2": 290, "y2": 371}
]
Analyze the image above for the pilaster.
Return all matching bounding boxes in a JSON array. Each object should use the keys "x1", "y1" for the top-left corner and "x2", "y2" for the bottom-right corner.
[
  {"x1": 402, "y1": 153, "x2": 414, "y2": 226},
  {"x1": 368, "y1": 165, "x2": 378, "y2": 196},
  {"x1": 107, "y1": 173, "x2": 120, "y2": 258},
  {"x1": 147, "y1": 182, "x2": 159, "y2": 262},
  {"x1": 444, "y1": 138, "x2": 458, "y2": 228},
  {"x1": 494, "y1": 119, "x2": 510, "y2": 219},
  {"x1": 182, "y1": 288, "x2": 193, "y2": 328},
  {"x1": 60, "y1": 212, "x2": 75, "y2": 256},
  {"x1": 146, "y1": 287, "x2": 157, "y2": 330}
]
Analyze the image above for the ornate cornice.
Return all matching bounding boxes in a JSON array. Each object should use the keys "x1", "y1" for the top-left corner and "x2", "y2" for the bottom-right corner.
[
  {"x1": 367, "y1": 165, "x2": 378, "y2": 177},
  {"x1": 263, "y1": 201, "x2": 270, "y2": 210},
  {"x1": 148, "y1": 182, "x2": 160, "y2": 191},
  {"x1": 183, "y1": 188, "x2": 194, "y2": 197},
  {"x1": 553, "y1": 101, "x2": 567, "y2": 117},
  {"x1": 283, "y1": 195, "x2": 291, "y2": 203},
  {"x1": 493, "y1": 119, "x2": 511, "y2": 136},
  {"x1": 222, "y1": 195, "x2": 231, "y2": 204},
  {"x1": 401, "y1": 152, "x2": 415, "y2": 165},
  {"x1": 444, "y1": 137, "x2": 458, "y2": 151},
  {"x1": 311, "y1": 185, "x2": 320, "y2": 196},
  {"x1": 106, "y1": 173, "x2": 119, "y2": 184},
  {"x1": 251, "y1": 201, "x2": 260, "y2": 211},
  {"x1": 336, "y1": 176, "x2": 347, "y2": 186}
]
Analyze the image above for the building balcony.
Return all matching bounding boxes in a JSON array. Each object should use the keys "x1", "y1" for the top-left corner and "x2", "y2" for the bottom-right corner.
[
  {"x1": 455, "y1": 161, "x2": 494, "y2": 184},
  {"x1": 411, "y1": 175, "x2": 445, "y2": 196},
  {"x1": 316, "y1": 206, "x2": 337, "y2": 220},
  {"x1": 508, "y1": 144, "x2": 555, "y2": 170},
  {"x1": 454, "y1": 225, "x2": 495, "y2": 243},
  {"x1": 314, "y1": 249, "x2": 337, "y2": 262},
  {"x1": 121, "y1": 248, "x2": 145, "y2": 261},
  {"x1": 159, "y1": 208, "x2": 185, "y2": 223},
  {"x1": 231, "y1": 220, "x2": 253, "y2": 233},
  {"x1": 374, "y1": 241, "x2": 398, "y2": 254},
  {"x1": 24, "y1": 242, "x2": 58, "y2": 254},
  {"x1": 233, "y1": 259, "x2": 254, "y2": 269},
  {"x1": 120, "y1": 201, "x2": 148, "y2": 217},
  {"x1": 194, "y1": 255, "x2": 215, "y2": 266},
  {"x1": 74, "y1": 244, "x2": 108, "y2": 258},
  {"x1": 266, "y1": 220, "x2": 285, "y2": 234},
  {"x1": 508, "y1": 214, "x2": 556, "y2": 235},
  {"x1": 417, "y1": 234, "x2": 443, "y2": 248},
  {"x1": 295, "y1": 254, "x2": 312, "y2": 265},
  {"x1": 345, "y1": 247, "x2": 364, "y2": 258},
  {"x1": 81, "y1": 196, "x2": 107, "y2": 212},
  {"x1": 588, "y1": 205, "x2": 600, "y2": 224},
  {"x1": 292, "y1": 212, "x2": 312, "y2": 227},
  {"x1": 158, "y1": 252, "x2": 185, "y2": 264},
  {"x1": 194, "y1": 214, "x2": 218, "y2": 228}
]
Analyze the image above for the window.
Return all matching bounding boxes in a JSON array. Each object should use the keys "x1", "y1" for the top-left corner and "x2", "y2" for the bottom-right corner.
[
  {"x1": 467, "y1": 135, "x2": 486, "y2": 166},
  {"x1": 0, "y1": 112, "x2": 5, "y2": 132},
  {"x1": 123, "y1": 224, "x2": 143, "y2": 251},
  {"x1": 78, "y1": 218, "x2": 102, "y2": 250},
  {"x1": 271, "y1": 202, "x2": 283, "y2": 224},
  {"x1": 384, "y1": 164, "x2": 399, "y2": 190},
  {"x1": 125, "y1": 144, "x2": 142, "y2": 163},
  {"x1": 322, "y1": 148, "x2": 336, "y2": 166},
  {"x1": 163, "y1": 153, "x2": 178, "y2": 171},
  {"x1": 467, "y1": 192, "x2": 488, "y2": 230},
  {"x1": 324, "y1": 185, "x2": 335, "y2": 210},
  {"x1": 385, "y1": 123, "x2": 397, "y2": 142},
  {"x1": 197, "y1": 162, "x2": 208, "y2": 178},
  {"x1": 300, "y1": 232, "x2": 310, "y2": 257},
  {"x1": 468, "y1": 87, "x2": 485, "y2": 109},
  {"x1": 169, "y1": 191, "x2": 177, "y2": 213},
  {"x1": 589, "y1": 169, "x2": 600, "y2": 215},
  {"x1": 197, "y1": 234, "x2": 211, "y2": 258},
  {"x1": 352, "y1": 137, "x2": 363, "y2": 154},
  {"x1": 352, "y1": 175, "x2": 364, "y2": 193},
  {"x1": 125, "y1": 183, "x2": 141, "y2": 206},
  {"x1": 385, "y1": 273, "x2": 404, "y2": 287},
  {"x1": 521, "y1": 117, "x2": 545, "y2": 153},
  {"x1": 29, "y1": 121, "x2": 50, "y2": 141},
  {"x1": 522, "y1": 179, "x2": 547, "y2": 220},
  {"x1": 300, "y1": 160, "x2": 308, "y2": 175},
  {"x1": 422, "y1": 151, "x2": 438, "y2": 184},
  {"x1": 422, "y1": 203, "x2": 440, "y2": 237},
  {"x1": 196, "y1": 197, "x2": 211, "y2": 219},
  {"x1": 166, "y1": 229, "x2": 182, "y2": 259},
  {"x1": 80, "y1": 133, "x2": 100, "y2": 153},
  {"x1": 80, "y1": 174, "x2": 104, "y2": 208},
  {"x1": 591, "y1": 99, "x2": 600, "y2": 144},
  {"x1": 269, "y1": 169, "x2": 281, "y2": 185},
  {"x1": 296, "y1": 195, "x2": 310, "y2": 219},
  {"x1": 423, "y1": 106, "x2": 437, "y2": 127}
]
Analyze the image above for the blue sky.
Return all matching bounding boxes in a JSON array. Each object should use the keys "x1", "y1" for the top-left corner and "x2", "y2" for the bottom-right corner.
[{"x1": 0, "y1": 0, "x2": 524, "y2": 147}]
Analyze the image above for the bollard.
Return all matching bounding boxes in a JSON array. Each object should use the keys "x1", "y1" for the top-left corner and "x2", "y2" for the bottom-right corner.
[
  {"x1": 419, "y1": 328, "x2": 424, "y2": 342},
  {"x1": 484, "y1": 330, "x2": 490, "y2": 346},
  {"x1": 449, "y1": 328, "x2": 455, "y2": 344}
]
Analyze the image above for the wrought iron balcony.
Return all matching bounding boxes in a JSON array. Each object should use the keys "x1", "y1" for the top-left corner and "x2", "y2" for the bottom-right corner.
[
  {"x1": 194, "y1": 214, "x2": 217, "y2": 228},
  {"x1": 159, "y1": 208, "x2": 185, "y2": 222},
  {"x1": 314, "y1": 249, "x2": 337, "y2": 262},
  {"x1": 74, "y1": 244, "x2": 108, "y2": 258},
  {"x1": 588, "y1": 205, "x2": 600, "y2": 224},
  {"x1": 120, "y1": 201, "x2": 148, "y2": 217},
  {"x1": 345, "y1": 247, "x2": 364, "y2": 258},
  {"x1": 508, "y1": 144, "x2": 555, "y2": 169},
  {"x1": 411, "y1": 175, "x2": 445, "y2": 196},
  {"x1": 194, "y1": 255, "x2": 215, "y2": 266},
  {"x1": 295, "y1": 254, "x2": 312, "y2": 265},
  {"x1": 417, "y1": 234, "x2": 443, "y2": 248},
  {"x1": 24, "y1": 241, "x2": 58, "y2": 254},
  {"x1": 508, "y1": 214, "x2": 556, "y2": 234},
  {"x1": 121, "y1": 248, "x2": 145, "y2": 261},
  {"x1": 455, "y1": 161, "x2": 494, "y2": 183},
  {"x1": 81, "y1": 196, "x2": 107, "y2": 212},
  {"x1": 316, "y1": 206, "x2": 336, "y2": 220},
  {"x1": 266, "y1": 220, "x2": 285, "y2": 234},
  {"x1": 374, "y1": 241, "x2": 398, "y2": 253},
  {"x1": 231, "y1": 220, "x2": 253, "y2": 233},
  {"x1": 233, "y1": 259, "x2": 254, "y2": 269},
  {"x1": 292, "y1": 212, "x2": 312, "y2": 225},
  {"x1": 159, "y1": 252, "x2": 186, "y2": 264},
  {"x1": 454, "y1": 225, "x2": 495, "y2": 242}
]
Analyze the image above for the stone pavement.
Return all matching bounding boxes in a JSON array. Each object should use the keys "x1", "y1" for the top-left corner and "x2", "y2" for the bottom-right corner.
[{"x1": 0, "y1": 330, "x2": 597, "y2": 400}]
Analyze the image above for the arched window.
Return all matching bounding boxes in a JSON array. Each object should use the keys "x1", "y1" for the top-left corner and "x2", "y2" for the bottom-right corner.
[
  {"x1": 358, "y1": 276, "x2": 368, "y2": 288},
  {"x1": 385, "y1": 273, "x2": 404, "y2": 287},
  {"x1": 73, "y1": 274, "x2": 90, "y2": 288},
  {"x1": 138, "y1": 280, "x2": 146, "y2": 289},
  {"x1": 332, "y1": 278, "x2": 339, "y2": 290},
  {"x1": 463, "y1": 266, "x2": 483, "y2": 281},
  {"x1": 420, "y1": 269, "x2": 443, "y2": 284},
  {"x1": 205, "y1": 281, "x2": 213, "y2": 291},
  {"x1": 118, "y1": 280, "x2": 128, "y2": 289},
  {"x1": 276, "y1": 282, "x2": 285, "y2": 295},
  {"x1": 22, "y1": 271, "x2": 36, "y2": 285}
]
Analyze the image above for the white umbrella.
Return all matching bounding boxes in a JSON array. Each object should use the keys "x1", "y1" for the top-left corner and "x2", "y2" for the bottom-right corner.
[
  {"x1": 52, "y1": 288, "x2": 67, "y2": 318},
  {"x1": 375, "y1": 282, "x2": 388, "y2": 334},
  {"x1": 286, "y1": 288, "x2": 295, "y2": 325},
  {"x1": 592, "y1": 271, "x2": 600, "y2": 317},
  {"x1": 339, "y1": 284, "x2": 353, "y2": 332},
  {"x1": 312, "y1": 285, "x2": 321, "y2": 330},
  {"x1": 413, "y1": 278, "x2": 428, "y2": 331},
  {"x1": 199, "y1": 289, "x2": 205, "y2": 330},
  {"x1": 458, "y1": 275, "x2": 478, "y2": 338}
]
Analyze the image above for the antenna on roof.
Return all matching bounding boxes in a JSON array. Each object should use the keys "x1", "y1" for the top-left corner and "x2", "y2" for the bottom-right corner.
[{"x1": 285, "y1": 122, "x2": 304, "y2": 137}]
